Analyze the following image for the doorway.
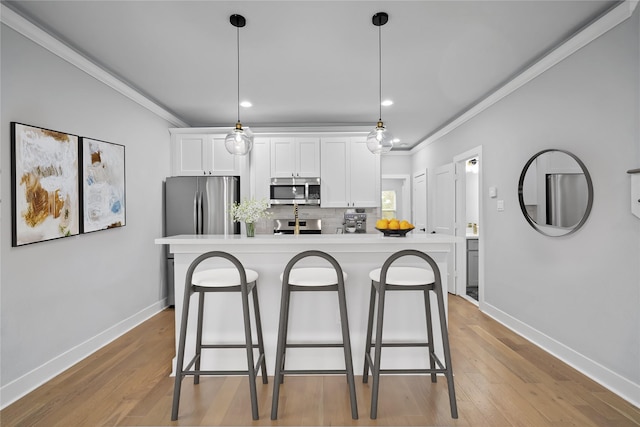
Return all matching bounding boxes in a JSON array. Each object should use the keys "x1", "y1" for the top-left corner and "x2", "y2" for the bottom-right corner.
[
  {"x1": 453, "y1": 146, "x2": 483, "y2": 305},
  {"x1": 381, "y1": 175, "x2": 411, "y2": 222}
]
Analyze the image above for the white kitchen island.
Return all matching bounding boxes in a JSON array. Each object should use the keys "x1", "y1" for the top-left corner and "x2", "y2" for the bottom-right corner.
[{"x1": 155, "y1": 233, "x2": 460, "y2": 376}]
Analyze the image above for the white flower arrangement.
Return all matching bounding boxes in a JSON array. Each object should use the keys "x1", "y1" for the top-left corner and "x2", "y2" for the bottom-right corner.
[{"x1": 230, "y1": 198, "x2": 271, "y2": 224}]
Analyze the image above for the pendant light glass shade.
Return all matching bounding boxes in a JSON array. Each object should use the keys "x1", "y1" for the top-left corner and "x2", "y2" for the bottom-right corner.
[
  {"x1": 366, "y1": 120, "x2": 393, "y2": 154},
  {"x1": 225, "y1": 122, "x2": 253, "y2": 155},
  {"x1": 368, "y1": 12, "x2": 393, "y2": 155},
  {"x1": 225, "y1": 14, "x2": 253, "y2": 156}
]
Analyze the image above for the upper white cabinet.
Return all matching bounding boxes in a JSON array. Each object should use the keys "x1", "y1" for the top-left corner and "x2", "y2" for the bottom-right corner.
[
  {"x1": 270, "y1": 137, "x2": 320, "y2": 178},
  {"x1": 170, "y1": 132, "x2": 242, "y2": 176},
  {"x1": 321, "y1": 136, "x2": 380, "y2": 208},
  {"x1": 250, "y1": 137, "x2": 271, "y2": 201}
]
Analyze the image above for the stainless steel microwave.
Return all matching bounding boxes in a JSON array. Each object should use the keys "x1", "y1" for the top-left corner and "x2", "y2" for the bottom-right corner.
[{"x1": 270, "y1": 177, "x2": 321, "y2": 205}]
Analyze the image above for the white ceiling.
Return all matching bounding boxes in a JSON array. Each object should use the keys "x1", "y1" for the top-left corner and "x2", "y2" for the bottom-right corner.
[{"x1": 5, "y1": 1, "x2": 619, "y2": 150}]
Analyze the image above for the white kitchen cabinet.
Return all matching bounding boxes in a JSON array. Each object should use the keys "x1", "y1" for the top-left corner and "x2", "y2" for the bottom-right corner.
[
  {"x1": 170, "y1": 133, "x2": 242, "y2": 176},
  {"x1": 270, "y1": 137, "x2": 320, "y2": 178},
  {"x1": 321, "y1": 136, "x2": 380, "y2": 208},
  {"x1": 250, "y1": 137, "x2": 271, "y2": 202},
  {"x1": 466, "y1": 238, "x2": 479, "y2": 300}
]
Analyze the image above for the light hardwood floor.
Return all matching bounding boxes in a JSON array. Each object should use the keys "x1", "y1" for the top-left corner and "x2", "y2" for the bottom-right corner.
[{"x1": 2, "y1": 295, "x2": 639, "y2": 426}]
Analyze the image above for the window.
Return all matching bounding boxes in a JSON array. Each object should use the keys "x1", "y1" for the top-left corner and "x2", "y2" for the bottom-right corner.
[{"x1": 381, "y1": 190, "x2": 397, "y2": 219}]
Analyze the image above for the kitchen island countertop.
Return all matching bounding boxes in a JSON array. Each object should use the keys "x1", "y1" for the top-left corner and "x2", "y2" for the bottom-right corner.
[{"x1": 156, "y1": 232, "x2": 460, "y2": 252}]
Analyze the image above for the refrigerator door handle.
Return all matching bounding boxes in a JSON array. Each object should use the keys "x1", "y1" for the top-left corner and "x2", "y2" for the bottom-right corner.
[
  {"x1": 193, "y1": 190, "x2": 199, "y2": 234},
  {"x1": 199, "y1": 191, "x2": 204, "y2": 234}
]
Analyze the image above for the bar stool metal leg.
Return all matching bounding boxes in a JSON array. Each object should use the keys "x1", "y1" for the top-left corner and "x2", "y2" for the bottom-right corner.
[
  {"x1": 369, "y1": 280, "x2": 386, "y2": 420},
  {"x1": 423, "y1": 288, "x2": 437, "y2": 383},
  {"x1": 251, "y1": 286, "x2": 268, "y2": 384},
  {"x1": 435, "y1": 272, "x2": 458, "y2": 419},
  {"x1": 240, "y1": 279, "x2": 259, "y2": 420},
  {"x1": 362, "y1": 283, "x2": 376, "y2": 383},
  {"x1": 270, "y1": 278, "x2": 291, "y2": 419},
  {"x1": 336, "y1": 266, "x2": 358, "y2": 420},
  {"x1": 171, "y1": 268, "x2": 193, "y2": 421},
  {"x1": 194, "y1": 291, "x2": 205, "y2": 385}
]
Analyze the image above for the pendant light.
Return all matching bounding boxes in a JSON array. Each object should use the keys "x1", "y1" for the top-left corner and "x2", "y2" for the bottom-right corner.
[
  {"x1": 225, "y1": 14, "x2": 253, "y2": 156},
  {"x1": 366, "y1": 12, "x2": 393, "y2": 155}
]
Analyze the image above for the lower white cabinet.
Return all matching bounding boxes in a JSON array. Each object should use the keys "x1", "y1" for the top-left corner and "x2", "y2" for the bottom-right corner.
[
  {"x1": 466, "y1": 238, "x2": 479, "y2": 298},
  {"x1": 170, "y1": 132, "x2": 242, "y2": 176},
  {"x1": 320, "y1": 136, "x2": 380, "y2": 208}
]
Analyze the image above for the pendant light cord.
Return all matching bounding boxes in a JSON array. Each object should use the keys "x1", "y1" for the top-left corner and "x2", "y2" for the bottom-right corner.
[
  {"x1": 236, "y1": 25, "x2": 241, "y2": 123},
  {"x1": 378, "y1": 23, "x2": 382, "y2": 122}
]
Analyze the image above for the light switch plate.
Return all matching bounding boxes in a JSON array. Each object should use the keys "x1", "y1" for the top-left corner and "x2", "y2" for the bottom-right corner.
[
  {"x1": 497, "y1": 200, "x2": 505, "y2": 211},
  {"x1": 489, "y1": 186, "x2": 497, "y2": 198}
]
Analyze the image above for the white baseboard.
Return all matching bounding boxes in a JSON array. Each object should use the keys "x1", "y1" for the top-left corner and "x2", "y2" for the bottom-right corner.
[
  {"x1": 482, "y1": 302, "x2": 640, "y2": 408},
  {"x1": 0, "y1": 299, "x2": 167, "y2": 409}
]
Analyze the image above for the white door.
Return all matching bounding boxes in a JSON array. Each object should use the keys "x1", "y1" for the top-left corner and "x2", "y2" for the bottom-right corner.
[
  {"x1": 434, "y1": 163, "x2": 456, "y2": 293},
  {"x1": 412, "y1": 171, "x2": 427, "y2": 234}
]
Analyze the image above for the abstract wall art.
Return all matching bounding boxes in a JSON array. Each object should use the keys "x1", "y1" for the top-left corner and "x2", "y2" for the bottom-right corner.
[
  {"x1": 81, "y1": 137, "x2": 126, "y2": 233},
  {"x1": 11, "y1": 122, "x2": 80, "y2": 246}
]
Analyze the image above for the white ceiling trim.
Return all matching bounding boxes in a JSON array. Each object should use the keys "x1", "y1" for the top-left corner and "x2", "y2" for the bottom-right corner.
[
  {"x1": 410, "y1": 0, "x2": 639, "y2": 155},
  {"x1": 0, "y1": 4, "x2": 190, "y2": 128}
]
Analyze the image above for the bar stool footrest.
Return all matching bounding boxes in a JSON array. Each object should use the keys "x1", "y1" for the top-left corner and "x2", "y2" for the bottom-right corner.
[
  {"x1": 180, "y1": 353, "x2": 266, "y2": 377},
  {"x1": 378, "y1": 368, "x2": 449, "y2": 374},
  {"x1": 367, "y1": 342, "x2": 430, "y2": 348},
  {"x1": 364, "y1": 350, "x2": 448, "y2": 372},
  {"x1": 200, "y1": 343, "x2": 262, "y2": 349},
  {"x1": 181, "y1": 369, "x2": 255, "y2": 376},
  {"x1": 282, "y1": 369, "x2": 349, "y2": 375},
  {"x1": 286, "y1": 343, "x2": 346, "y2": 348}
]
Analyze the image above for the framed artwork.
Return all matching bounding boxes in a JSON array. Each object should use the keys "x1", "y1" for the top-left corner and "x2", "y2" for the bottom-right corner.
[
  {"x1": 81, "y1": 137, "x2": 126, "y2": 233},
  {"x1": 11, "y1": 122, "x2": 80, "y2": 246}
]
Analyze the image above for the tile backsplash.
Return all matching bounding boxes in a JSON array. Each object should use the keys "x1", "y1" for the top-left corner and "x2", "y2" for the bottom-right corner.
[{"x1": 253, "y1": 206, "x2": 380, "y2": 234}]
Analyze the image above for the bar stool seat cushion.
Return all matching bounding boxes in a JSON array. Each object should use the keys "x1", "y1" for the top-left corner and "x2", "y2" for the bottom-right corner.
[
  {"x1": 280, "y1": 267, "x2": 347, "y2": 286},
  {"x1": 192, "y1": 268, "x2": 259, "y2": 287},
  {"x1": 369, "y1": 267, "x2": 435, "y2": 286}
]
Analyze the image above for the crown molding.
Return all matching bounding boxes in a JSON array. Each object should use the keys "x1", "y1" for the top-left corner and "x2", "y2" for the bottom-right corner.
[
  {"x1": 0, "y1": 4, "x2": 190, "y2": 128},
  {"x1": 411, "y1": 0, "x2": 639, "y2": 154}
]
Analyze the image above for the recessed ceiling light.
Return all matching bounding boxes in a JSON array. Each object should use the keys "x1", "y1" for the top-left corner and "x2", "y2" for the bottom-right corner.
[
  {"x1": 381, "y1": 99, "x2": 393, "y2": 106},
  {"x1": 240, "y1": 101, "x2": 252, "y2": 108},
  {"x1": 392, "y1": 138, "x2": 400, "y2": 143}
]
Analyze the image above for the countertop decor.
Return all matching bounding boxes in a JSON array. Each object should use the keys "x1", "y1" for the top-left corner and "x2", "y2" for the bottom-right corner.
[
  {"x1": 230, "y1": 198, "x2": 270, "y2": 237},
  {"x1": 375, "y1": 227, "x2": 414, "y2": 237}
]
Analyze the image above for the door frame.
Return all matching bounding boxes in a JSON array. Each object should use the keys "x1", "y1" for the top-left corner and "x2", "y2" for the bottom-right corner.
[
  {"x1": 453, "y1": 146, "x2": 483, "y2": 305},
  {"x1": 433, "y1": 163, "x2": 456, "y2": 293},
  {"x1": 381, "y1": 174, "x2": 411, "y2": 222}
]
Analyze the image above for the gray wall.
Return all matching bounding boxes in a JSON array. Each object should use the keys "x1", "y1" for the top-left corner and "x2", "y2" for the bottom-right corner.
[
  {"x1": 412, "y1": 8, "x2": 640, "y2": 399},
  {"x1": 1, "y1": 24, "x2": 171, "y2": 404}
]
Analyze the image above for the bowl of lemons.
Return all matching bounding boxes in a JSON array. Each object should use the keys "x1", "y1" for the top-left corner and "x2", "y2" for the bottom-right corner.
[{"x1": 375, "y1": 218, "x2": 415, "y2": 237}]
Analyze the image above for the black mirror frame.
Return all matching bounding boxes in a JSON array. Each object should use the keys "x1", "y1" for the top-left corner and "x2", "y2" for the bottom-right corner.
[{"x1": 517, "y1": 149, "x2": 594, "y2": 237}]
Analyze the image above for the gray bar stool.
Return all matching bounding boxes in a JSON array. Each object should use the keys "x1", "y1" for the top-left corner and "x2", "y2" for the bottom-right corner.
[
  {"x1": 363, "y1": 249, "x2": 457, "y2": 419},
  {"x1": 271, "y1": 250, "x2": 358, "y2": 420},
  {"x1": 171, "y1": 251, "x2": 267, "y2": 421}
]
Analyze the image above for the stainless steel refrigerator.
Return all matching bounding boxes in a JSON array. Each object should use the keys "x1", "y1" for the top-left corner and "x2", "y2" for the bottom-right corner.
[
  {"x1": 164, "y1": 176, "x2": 240, "y2": 305},
  {"x1": 545, "y1": 173, "x2": 588, "y2": 228}
]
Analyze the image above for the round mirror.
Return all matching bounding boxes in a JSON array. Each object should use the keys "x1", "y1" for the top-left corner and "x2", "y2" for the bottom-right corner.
[{"x1": 518, "y1": 149, "x2": 593, "y2": 237}]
